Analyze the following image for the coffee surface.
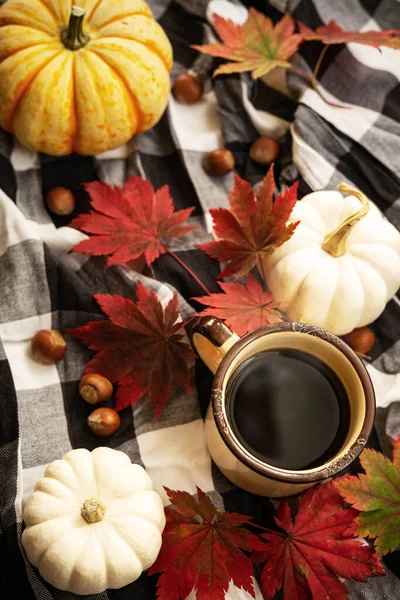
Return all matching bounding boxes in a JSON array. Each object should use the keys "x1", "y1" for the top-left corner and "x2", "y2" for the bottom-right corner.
[{"x1": 227, "y1": 350, "x2": 349, "y2": 470}]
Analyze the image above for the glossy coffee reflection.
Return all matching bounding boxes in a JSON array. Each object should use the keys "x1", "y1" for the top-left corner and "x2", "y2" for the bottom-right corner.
[{"x1": 227, "y1": 349, "x2": 349, "y2": 471}]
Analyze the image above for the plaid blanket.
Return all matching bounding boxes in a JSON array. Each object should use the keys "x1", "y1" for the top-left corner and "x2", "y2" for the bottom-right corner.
[{"x1": 1, "y1": 0, "x2": 400, "y2": 598}]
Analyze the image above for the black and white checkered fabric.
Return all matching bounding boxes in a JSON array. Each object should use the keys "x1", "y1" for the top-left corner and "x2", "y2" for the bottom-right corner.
[{"x1": 1, "y1": 0, "x2": 400, "y2": 598}]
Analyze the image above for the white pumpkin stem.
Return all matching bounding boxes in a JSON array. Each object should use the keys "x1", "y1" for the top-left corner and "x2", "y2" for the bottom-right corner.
[
  {"x1": 61, "y1": 6, "x2": 90, "y2": 51},
  {"x1": 322, "y1": 183, "x2": 370, "y2": 258},
  {"x1": 81, "y1": 498, "x2": 106, "y2": 523}
]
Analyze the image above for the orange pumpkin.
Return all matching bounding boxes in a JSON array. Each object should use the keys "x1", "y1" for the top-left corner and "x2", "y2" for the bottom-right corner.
[{"x1": 0, "y1": 1, "x2": 173, "y2": 156}]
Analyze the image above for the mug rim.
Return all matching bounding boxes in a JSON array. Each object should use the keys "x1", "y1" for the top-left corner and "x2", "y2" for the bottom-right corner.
[{"x1": 211, "y1": 321, "x2": 375, "y2": 484}]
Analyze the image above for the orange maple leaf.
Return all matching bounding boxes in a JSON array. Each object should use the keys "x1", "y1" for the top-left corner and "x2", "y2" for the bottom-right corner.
[
  {"x1": 193, "y1": 8, "x2": 302, "y2": 78},
  {"x1": 299, "y1": 20, "x2": 400, "y2": 49}
]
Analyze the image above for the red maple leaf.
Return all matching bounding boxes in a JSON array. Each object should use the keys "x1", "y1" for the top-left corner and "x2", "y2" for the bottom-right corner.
[
  {"x1": 253, "y1": 481, "x2": 384, "y2": 600},
  {"x1": 192, "y1": 274, "x2": 282, "y2": 336},
  {"x1": 70, "y1": 177, "x2": 196, "y2": 267},
  {"x1": 192, "y1": 9, "x2": 302, "y2": 78},
  {"x1": 69, "y1": 283, "x2": 194, "y2": 417},
  {"x1": 149, "y1": 487, "x2": 266, "y2": 600},
  {"x1": 335, "y1": 435, "x2": 400, "y2": 556},
  {"x1": 299, "y1": 20, "x2": 400, "y2": 49},
  {"x1": 198, "y1": 164, "x2": 299, "y2": 281}
]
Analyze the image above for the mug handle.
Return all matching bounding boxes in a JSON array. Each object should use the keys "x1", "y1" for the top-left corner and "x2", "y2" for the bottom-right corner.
[{"x1": 190, "y1": 316, "x2": 240, "y2": 374}]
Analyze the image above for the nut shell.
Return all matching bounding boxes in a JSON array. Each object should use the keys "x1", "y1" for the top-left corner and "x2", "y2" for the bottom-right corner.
[
  {"x1": 79, "y1": 374, "x2": 113, "y2": 405},
  {"x1": 46, "y1": 187, "x2": 75, "y2": 216},
  {"x1": 87, "y1": 407, "x2": 121, "y2": 437},
  {"x1": 203, "y1": 148, "x2": 235, "y2": 177},
  {"x1": 31, "y1": 330, "x2": 67, "y2": 365},
  {"x1": 249, "y1": 136, "x2": 281, "y2": 165},
  {"x1": 172, "y1": 73, "x2": 203, "y2": 104},
  {"x1": 342, "y1": 327, "x2": 375, "y2": 356}
]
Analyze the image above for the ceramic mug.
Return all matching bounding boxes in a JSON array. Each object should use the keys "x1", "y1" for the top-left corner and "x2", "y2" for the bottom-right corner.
[{"x1": 191, "y1": 316, "x2": 375, "y2": 497}]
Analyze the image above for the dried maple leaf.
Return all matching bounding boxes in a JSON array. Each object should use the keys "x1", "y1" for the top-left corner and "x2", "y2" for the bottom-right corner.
[
  {"x1": 335, "y1": 435, "x2": 400, "y2": 556},
  {"x1": 70, "y1": 177, "x2": 196, "y2": 267},
  {"x1": 198, "y1": 164, "x2": 299, "y2": 281},
  {"x1": 192, "y1": 273, "x2": 282, "y2": 337},
  {"x1": 253, "y1": 481, "x2": 384, "y2": 600},
  {"x1": 69, "y1": 283, "x2": 194, "y2": 417},
  {"x1": 299, "y1": 20, "x2": 400, "y2": 49},
  {"x1": 192, "y1": 9, "x2": 302, "y2": 78},
  {"x1": 149, "y1": 486, "x2": 266, "y2": 600}
]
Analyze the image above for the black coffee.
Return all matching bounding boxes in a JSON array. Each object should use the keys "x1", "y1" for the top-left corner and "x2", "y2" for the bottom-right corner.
[{"x1": 227, "y1": 350, "x2": 349, "y2": 470}]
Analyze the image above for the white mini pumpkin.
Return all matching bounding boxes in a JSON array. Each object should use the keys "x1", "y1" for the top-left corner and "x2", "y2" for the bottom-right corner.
[
  {"x1": 22, "y1": 447, "x2": 166, "y2": 595},
  {"x1": 266, "y1": 183, "x2": 400, "y2": 335}
]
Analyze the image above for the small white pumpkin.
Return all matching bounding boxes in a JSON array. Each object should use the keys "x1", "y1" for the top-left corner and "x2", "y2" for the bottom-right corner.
[
  {"x1": 22, "y1": 447, "x2": 166, "y2": 595},
  {"x1": 266, "y1": 183, "x2": 400, "y2": 335}
]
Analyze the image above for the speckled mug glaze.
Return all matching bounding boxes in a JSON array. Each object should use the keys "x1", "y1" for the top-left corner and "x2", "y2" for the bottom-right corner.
[{"x1": 191, "y1": 317, "x2": 375, "y2": 497}]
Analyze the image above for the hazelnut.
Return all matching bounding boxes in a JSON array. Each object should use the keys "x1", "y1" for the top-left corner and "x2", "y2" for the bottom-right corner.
[
  {"x1": 342, "y1": 326, "x2": 375, "y2": 359},
  {"x1": 172, "y1": 73, "x2": 203, "y2": 104},
  {"x1": 249, "y1": 136, "x2": 281, "y2": 165},
  {"x1": 46, "y1": 187, "x2": 75, "y2": 216},
  {"x1": 203, "y1": 148, "x2": 235, "y2": 177},
  {"x1": 87, "y1": 407, "x2": 121, "y2": 437},
  {"x1": 31, "y1": 330, "x2": 67, "y2": 365},
  {"x1": 79, "y1": 374, "x2": 113, "y2": 404}
]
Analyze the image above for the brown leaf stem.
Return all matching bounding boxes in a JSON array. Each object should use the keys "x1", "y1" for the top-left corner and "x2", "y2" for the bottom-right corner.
[
  {"x1": 247, "y1": 521, "x2": 273, "y2": 533},
  {"x1": 312, "y1": 44, "x2": 329, "y2": 84},
  {"x1": 256, "y1": 256, "x2": 268, "y2": 288},
  {"x1": 165, "y1": 247, "x2": 211, "y2": 295},
  {"x1": 288, "y1": 67, "x2": 346, "y2": 108}
]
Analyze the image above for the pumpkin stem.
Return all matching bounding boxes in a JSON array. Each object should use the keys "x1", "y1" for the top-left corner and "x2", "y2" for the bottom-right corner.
[
  {"x1": 81, "y1": 498, "x2": 106, "y2": 523},
  {"x1": 322, "y1": 183, "x2": 370, "y2": 258},
  {"x1": 61, "y1": 5, "x2": 90, "y2": 51}
]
